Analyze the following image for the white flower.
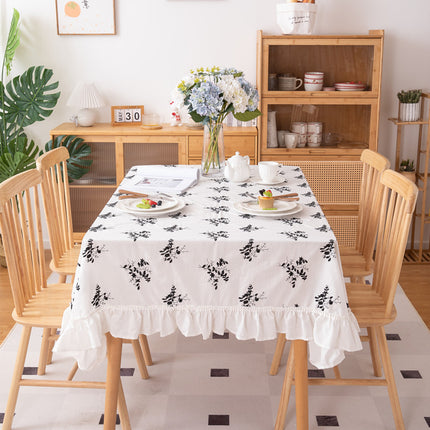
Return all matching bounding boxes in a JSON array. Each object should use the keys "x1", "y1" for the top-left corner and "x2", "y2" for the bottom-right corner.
[{"x1": 171, "y1": 88, "x2": 185, "y2": 109}]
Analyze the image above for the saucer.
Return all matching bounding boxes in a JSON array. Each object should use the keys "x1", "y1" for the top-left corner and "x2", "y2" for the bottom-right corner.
[
  {"x1": 253, "y1": 176, "x2": 285, "y2": 186},
  {"x1": 233, "y1": 202, "x2": 303, "y2": 218}
]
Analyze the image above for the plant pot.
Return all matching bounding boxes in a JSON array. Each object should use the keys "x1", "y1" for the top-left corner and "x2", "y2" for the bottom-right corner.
[
  {"x1": 400, "y1": 171, "x2": 416, "y2": 182},
  {"x1": 399, "y1": 102, "x2": 421, "y2": 122}
]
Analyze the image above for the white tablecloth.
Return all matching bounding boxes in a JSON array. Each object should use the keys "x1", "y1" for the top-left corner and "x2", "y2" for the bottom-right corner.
[{"x1": 54, "y1": 165, "x2": 362, "y2": 370}]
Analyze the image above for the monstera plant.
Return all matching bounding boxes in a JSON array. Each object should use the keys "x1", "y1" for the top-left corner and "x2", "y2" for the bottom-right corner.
[{"x1": 0, "y1": 9, "x2": 92, "y2": 183}]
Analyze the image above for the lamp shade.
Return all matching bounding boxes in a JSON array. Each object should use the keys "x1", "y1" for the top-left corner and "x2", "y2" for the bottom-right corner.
[{"x1": 67, "y1": 82, "x2": 105, "y2": 109}]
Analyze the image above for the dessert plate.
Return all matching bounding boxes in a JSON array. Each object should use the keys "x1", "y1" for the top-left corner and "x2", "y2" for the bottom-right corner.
[
  {"x1": 241, "y1": 200, "x2": 297, "y2": 214},
  {"x1": 233, "y1": 202, "x2": 303, "y2": 218},
  {"x1": 252, "y1": 176, "x2": 285, "y2": 185},
  {"x1": 118, "y1": 196, "x2": 178, "y2": 213},
  {"x1": 118, "y1": 199, "x2": 185, "y2": 217}
]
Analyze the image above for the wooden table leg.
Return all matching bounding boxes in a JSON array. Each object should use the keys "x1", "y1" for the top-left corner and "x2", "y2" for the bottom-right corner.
[
  {"x1": 104, "y1": 333, "x2": 123, "y2": 430},
  {"x1": 293, "y1": 340, "x2": 309, "y2": 430}
]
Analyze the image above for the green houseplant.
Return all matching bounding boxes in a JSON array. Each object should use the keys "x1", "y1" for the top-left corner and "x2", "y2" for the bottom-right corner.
[
  {"x1": 399, "y1": 159, "x2": 416, "y2": 182},
  {"x1": 397, "y1": 89, "x2": 422, "y2": 122}
]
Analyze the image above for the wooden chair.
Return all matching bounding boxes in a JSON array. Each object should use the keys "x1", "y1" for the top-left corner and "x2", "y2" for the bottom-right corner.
[
  {"x1": 36, "y1": 147, "x2": 153, "y2": 372},
  {"x1": 274, "y1": 170, "x2": 418, "y2": 430},
  {"x1": 0, "y1": 169, "x2": 136, "y2": 429},
  {"x1": 274, "y1": 152, "x2": 390, "y2": 377}
]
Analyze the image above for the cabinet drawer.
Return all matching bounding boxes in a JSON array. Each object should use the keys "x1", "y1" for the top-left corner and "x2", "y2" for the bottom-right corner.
[{"x1": 188, "y1": 136, "x2": 255, "y2": 158}]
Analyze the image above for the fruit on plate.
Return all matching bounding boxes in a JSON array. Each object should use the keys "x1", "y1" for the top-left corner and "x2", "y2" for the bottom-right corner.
[{"x1": 136, "y1": 198, "x2": 162, "y2": 209}]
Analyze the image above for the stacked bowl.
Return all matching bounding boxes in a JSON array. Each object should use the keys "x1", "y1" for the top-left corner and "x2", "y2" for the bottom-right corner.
[
  {"x1": 304, "y1": 72, "x2": 324, "y2": 91},
  {"x1": 334, "y1": 82, "x2": 366, "y2": 91}
]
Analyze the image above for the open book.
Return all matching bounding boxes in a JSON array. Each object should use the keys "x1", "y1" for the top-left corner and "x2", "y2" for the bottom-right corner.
[{"x1": 125, "y1": 165, "x2": 200, "y2": 194}]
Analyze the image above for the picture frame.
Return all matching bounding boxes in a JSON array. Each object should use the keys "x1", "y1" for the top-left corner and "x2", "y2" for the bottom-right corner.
[
  {"x1": 111, "y1": 106, "x2": 144, "y2": 127},
  {"x1": 55, "y1": 0, "x2": 116, "y2": 35}
]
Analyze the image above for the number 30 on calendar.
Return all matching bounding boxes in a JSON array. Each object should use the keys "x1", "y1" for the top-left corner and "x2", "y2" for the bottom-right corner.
[{"x1": 111, "y1": 105, "x2": 144, "y2": 126}]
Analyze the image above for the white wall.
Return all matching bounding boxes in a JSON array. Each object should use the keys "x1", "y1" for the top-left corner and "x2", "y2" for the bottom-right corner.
[{"x1": 1, "y1": 0, "x2": 430, "y2": 165}]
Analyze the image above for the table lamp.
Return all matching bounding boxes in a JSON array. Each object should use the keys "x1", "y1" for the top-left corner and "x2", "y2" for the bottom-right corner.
[{"x1": 67, "y1": 82, "x2": 105, "y2": 126}]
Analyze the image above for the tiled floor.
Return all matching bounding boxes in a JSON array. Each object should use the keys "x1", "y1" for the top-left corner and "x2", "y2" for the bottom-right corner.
[{"x1": 0, "y1": 286, "x2": 429, "y2": 429}]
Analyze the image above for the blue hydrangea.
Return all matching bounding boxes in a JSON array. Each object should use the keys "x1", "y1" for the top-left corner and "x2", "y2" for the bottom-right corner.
[{"x1": 189, "y1": 81, "x2": 223, "y2": 120}]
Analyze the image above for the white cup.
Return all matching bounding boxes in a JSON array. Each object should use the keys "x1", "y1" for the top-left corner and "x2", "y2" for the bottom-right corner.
[
  {"x1": 291, "y1": 122, "x2": 307, "y2": 134},
  {"x1": 284, "y1": 132, "x2": 298, "y2": 148},
  {"x1": 258, "y1": 161, "x2": 281, "y2": 183},
  {"x1": 304, "y1": 82, "x2": 323, "y2": 91}
]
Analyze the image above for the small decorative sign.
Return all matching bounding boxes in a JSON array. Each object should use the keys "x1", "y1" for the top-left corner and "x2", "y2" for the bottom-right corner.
[{"x1": 111, "y1": 106, "x2": 144, "y2": 126}]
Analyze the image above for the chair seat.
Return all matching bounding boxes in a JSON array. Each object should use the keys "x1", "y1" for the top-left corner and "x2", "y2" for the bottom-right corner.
[
  {"x1": 49, "y1": 243, "x2": 81, "y2": 275},
  {"x1": 341, "y1": 252, "x2": 374, "y2": 278},
  {"x1": 346, "y1": 282, "x2": 397, "y2": 326},
  {"x1": 12, "y1": 283, "x2": 72, "y2": 328}
]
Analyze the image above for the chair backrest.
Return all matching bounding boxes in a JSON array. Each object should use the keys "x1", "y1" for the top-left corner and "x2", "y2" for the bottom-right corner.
[
  {"x1": 357, "y1": 149, "x2": 390, "y2": 260},
  {"x1": 280, "y1": 160, "x2": 363, "y2": 212},
  {"x1": 36, "y1": 147, "x2": 73, "y2": 267},
  {"x1": 372, "y1": 170, "x2": 418, "y2": 317},
  {"x1": 0, "y1": 170, "x2": 46, "y2": 316}
]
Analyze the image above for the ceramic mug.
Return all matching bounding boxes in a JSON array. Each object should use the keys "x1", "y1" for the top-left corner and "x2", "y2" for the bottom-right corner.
[
  {"x1": 258, "y1": 161, "x2": 282, "y2": 183},
  {"x1": 278, "y1": 76, "x2": 303, "y2": 91},
  {"x1": 284, "y1": 132, "x2": 299, "y2": 148}
]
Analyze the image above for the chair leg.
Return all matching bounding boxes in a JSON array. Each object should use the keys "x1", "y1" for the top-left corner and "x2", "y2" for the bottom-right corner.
[
  {"x1": 270, "y1": 333, "x2": 287, "y2": 376},
  {"x1": 2, "y1": 326, "x2": 32, "y2": 430},
  {"x1": 37, "y1": 328, "x2": 51, "y2": 375},
  {"x1": 131, "y1": 339, "x2": 149, "y2": 379},
  {"x1": 58, "y1": 273, "x2": 67, "y2": 283},
  {"x1": 67, "y1": 361, "x2": 79, "y2": 381},
  {"x1": 46, "y1": 328, "x2": 57, "y2": 365},
  {"x1": 117, "y1": 379, "x2": 131, "y2": 430},
  {"x1": 376, "y1": 326, "x2": 405, "y2": 430},
  {"x1": 139, "y1": 334, "x2": 153, "y2": 366},
  {"x1": 275, "y1": 342, "x2": 294, "y2": 430},
  {"x1": 368, "y1": 326, "x2": 382, "y2": 377}
]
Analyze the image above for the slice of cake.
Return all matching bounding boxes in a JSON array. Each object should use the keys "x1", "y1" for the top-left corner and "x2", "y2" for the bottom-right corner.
[{"x1": 258, "y1": 189, "x2": 275, "y2": 210}]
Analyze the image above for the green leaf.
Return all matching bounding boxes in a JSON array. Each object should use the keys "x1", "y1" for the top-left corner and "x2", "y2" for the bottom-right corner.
[
  {"x1": 0, "y1": 136, "x2": 37, "y2": 182},
  {"x1": 233, "y1": 109, "x2": 261, "y2": 122},
  {"x1": 4, "y1": 9, "x2": 20, "y2": 76},
  {"x1": 189, "y1": 110, "x2": 205, "y2": 123},
  {"x1": 42, "y1": 135, "x2": 93, "y2": 182},
  {"x1": 3, "y1": 65, "x2": 60, "y2": 128}
]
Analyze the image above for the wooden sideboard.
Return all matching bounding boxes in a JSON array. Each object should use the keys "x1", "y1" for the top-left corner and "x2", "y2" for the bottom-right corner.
[{"x1": 50, "y1": 122, "x2": 257, "y2": 232}]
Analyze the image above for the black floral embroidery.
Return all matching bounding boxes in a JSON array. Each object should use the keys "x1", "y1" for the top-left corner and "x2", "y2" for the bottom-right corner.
[
  {"x1": 82, "y1": 239, "x2": 105, "y2": 263},
  {"x1": 281, "y1": 257, "x2": 309, "y2": 288},
  {"x1": 298, "y1": 182, "x2": 308, "y2": 188},
  {"x1": 106, "y1": 201, "x2": 118, "y2": 208},
  {"x1": 316, "y1": 225, "x2": 330, "y2": 233},
  {"x1": 126, "y1": 231, "x2": 150, "y2": 242},
  {"x1": 238, "y1": 182, "x2": 252, "y2": 188},
  {"x1": 295, "y1": 174, "x2": 305, "y2": 180},
  {"x1": 239, "y1": 239, "x2": 266, "y2": 261},
  {"x1": 210, "y1": 186, "x2": 229, "y2": 194},
  {"x1": 272, "y1": 186, "x2": 292, "y2": 193},
  {"x1": 280, "y1": 231, "x2": 308, "y2": 241},
  {"x1": 200, "y1": 258, "x2": 230, "y2": 289},
  {"x1": 134, "y1": 217, "x2": 157, "y2": 226},
  {"x1": 315, "y1": 285, "x2": 340, "y2": 311},
  {"x1": 205, "y1": 217, "x2": 230, "y2": 226},
  {"x1": 293, "y1": 167, "x2": 300, "y2": 172},
  {"x1": 211, "y1": 178, "x2": 228, "y2": 184},
  {"x1": 280, "y1": 217, "x2": 303, "y2": 226},
  {"x1": 91, "y1": 284, "x2": 112, "y2": 308},
  {"x1": 205, "y1": 205, "x2": 229, "y2": 214},
  {"x1": 240, "y1": 224, "x2": 261, "y2": 232},
  {"x1": 238, "y1": 284, "x2": 265, "y2": 307},
  {"x1": 203, "y1": 231, "x2": 229, "y2": 241},
  {"x1": 208, "y1": 195, "x2": 229, "y2": 203},
  {"x1": 320, "y1": 239, "x2": 336, "y2": 261},
  {"x1": 303, "y1": 191, "x2": 313, "y2": 198},
  {"x1": 162, "y1": 285, "x2": 188, "y2": 306},
  {"x1": 164, "y1": 224, "x2": 184, "y2": 233},
  {"x1": 305, "y1": 201, "x2": 317, "y2": 207},
  {"x1": 178, "y1": 191, "x2": 192, "y2": 197},
  {"x1": 160, "y1": 239, "x2": 185, "y2": 263},
  {"x1": 238, "y1": 213, "x2": 256, "y2": 219},
  {"x1": 239, "y1": 191, "x2": 255, "y2": 199},
  {"x1": 89, "y1": 224, "x2": 107, "y2": 233},
  {"x1": 311, "y1": 212, "x2": 323, "y2": 219},
  {"x1": 125, "y1": 174, "x2": 135, "y2": 180},
  {"x1": 122, "y1": 259, "x2": 151, "y2": 290},
  {"x1": 169, "y1": 211, "x2": 187, "y2": 219},
  {"x1": 98, "y1": 211, "x2": 115, "y2": 219}
]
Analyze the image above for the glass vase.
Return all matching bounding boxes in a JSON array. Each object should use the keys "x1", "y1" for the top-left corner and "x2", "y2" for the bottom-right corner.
[{"x1": 201, "y1": 122, "x2": 225, "y2": 176}]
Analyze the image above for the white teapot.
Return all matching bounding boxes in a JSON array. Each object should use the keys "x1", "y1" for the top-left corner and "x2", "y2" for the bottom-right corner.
[{"x1": 224, "y1": 151, "x2": 250, "y2": 182}]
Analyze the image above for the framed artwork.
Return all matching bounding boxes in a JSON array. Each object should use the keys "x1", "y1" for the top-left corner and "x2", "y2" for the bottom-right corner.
[
  {"x1": 55, "y1": 0, "x2": 116, "y2": 35},
  {"x1": 111, "y1": 106, "x2": 144, "y2": 126}
]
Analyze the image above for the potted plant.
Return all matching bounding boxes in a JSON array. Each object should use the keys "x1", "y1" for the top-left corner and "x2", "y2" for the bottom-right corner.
[
  {"x1": 397, "y1": 89, "x2": 422, "y2": 122},
  {"x1": 399, "y1": 159, "x2": 416, "y2": 182}
]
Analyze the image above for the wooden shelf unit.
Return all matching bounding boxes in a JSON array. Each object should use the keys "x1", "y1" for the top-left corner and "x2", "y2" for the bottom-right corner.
[
  {"x1": 256, "y1": 30, "x2": 384, "y2": 161},
  {"x1": 389, "y1": 93, "x2": 430, "y2": 263},
  {"x1": 50, "y1": 122, "x2": 257, "y2": 233}
]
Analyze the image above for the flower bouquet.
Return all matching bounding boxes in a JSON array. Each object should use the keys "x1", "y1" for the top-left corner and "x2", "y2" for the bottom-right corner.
[{"x1": 172, "y1": 67, "x2": 261, "y2": 175}]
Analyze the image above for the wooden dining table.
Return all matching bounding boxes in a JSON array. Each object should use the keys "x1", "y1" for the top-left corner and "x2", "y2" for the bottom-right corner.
[{"x1": 54, "y1": 165, "x2": 362, "y2": 429}]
